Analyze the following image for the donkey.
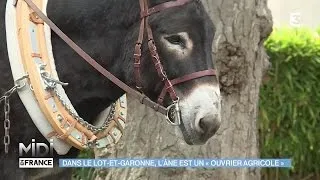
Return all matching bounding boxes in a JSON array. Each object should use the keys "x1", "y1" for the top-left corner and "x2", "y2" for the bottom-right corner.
[{"x1": 0, "y1": 0, "x2": 221, "y2": 179}]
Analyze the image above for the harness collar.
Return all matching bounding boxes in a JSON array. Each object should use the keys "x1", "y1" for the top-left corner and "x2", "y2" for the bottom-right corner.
[{"x1": 5, "y1": 0, "x2": 127, "y2": 154}]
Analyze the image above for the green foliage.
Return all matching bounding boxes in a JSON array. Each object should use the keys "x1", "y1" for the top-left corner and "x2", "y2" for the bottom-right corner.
[
  {"x1": 260, "y1": 27, "x2": 320, "y2": 179},
  {"x1": 72, "y1": 150, "x2": 97, "y2": 180}
]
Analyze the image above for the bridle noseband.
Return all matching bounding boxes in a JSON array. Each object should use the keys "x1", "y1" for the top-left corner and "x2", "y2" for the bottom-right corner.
[
  {"x1": 23, "y1": 0, "x2": 217, "y2": 126},
  {"x1": 134, "y1": 0, "x2": 217, "y2": 125}
]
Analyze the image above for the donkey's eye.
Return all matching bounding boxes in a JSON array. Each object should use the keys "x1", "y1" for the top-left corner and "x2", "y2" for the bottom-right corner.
[
  {"x1": 164, "y1": 35, "x2": 186, "y2": 47},
  {"x1": 161, "y1": 32, "x2": 193, "y2": 59}
]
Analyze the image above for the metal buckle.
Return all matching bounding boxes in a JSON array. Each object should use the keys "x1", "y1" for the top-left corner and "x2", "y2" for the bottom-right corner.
[
  {"x1": 14, "y1": 74, "x2": 29, "y2": 90},
  {"x1": 165, "y1": 97, "x2": 181, "y2": 126}
]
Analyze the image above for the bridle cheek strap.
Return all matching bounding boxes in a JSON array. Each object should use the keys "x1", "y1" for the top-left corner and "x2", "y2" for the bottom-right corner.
[
  {"x1": 157, "y1": 69, "x2": 216, "y2": 104},
  {"x1": 133, "y1": 0, "x2": 147, "y2": 90}
]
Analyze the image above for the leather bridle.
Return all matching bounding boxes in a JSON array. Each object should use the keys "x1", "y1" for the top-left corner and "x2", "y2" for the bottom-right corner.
[{"x1": 24, "y1": 0, "x2": 217, "y2": 126}]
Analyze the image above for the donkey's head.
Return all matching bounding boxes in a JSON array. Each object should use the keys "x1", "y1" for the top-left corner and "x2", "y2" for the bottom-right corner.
[{"x1": 122, "y1": 0, "x2": 221, "y2": 145}]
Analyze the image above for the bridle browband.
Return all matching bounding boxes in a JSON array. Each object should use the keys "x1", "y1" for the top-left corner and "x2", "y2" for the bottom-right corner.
[{"x1": 23, "y1": 0, "x2": 217, "y2": 126}]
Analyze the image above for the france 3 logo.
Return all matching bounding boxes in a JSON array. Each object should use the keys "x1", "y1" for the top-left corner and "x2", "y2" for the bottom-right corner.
[{"x1": 18, "y1": 139, "x2": 54, "y2": 168}]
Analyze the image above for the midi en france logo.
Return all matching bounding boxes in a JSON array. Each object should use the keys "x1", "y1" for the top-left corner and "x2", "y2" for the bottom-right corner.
[{"x1": 18, "y1": 139, "x2": 54, "y2": 168}]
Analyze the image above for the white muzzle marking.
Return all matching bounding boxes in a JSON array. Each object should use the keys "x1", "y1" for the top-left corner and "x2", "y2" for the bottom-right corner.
[{"x1": 175, "y1": 84, "x2": 221, "y2": 141}]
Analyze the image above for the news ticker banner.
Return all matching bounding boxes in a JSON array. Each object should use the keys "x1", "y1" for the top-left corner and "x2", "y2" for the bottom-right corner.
[{"x1": 59, "y1": 158, "x2": 292, "y2": 168}]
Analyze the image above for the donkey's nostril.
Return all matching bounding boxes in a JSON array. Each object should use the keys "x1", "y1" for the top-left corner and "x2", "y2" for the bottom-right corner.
[
  {"x1": 198, "y1": 118, "x2": 207, "y2": 133},
  {"x1": 195, "y1": 115, "x2": 220, "y2": 135}
]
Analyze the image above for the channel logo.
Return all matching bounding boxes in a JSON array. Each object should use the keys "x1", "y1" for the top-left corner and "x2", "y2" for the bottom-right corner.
[{"x1": 18, "y1": 139, "x2": 54, "y2": 168}]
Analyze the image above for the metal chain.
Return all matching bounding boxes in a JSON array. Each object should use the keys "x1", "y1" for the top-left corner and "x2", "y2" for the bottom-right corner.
[
  {"x1": 1, "y1": 75, "x2": 28, "y2": 153},
  {"x1": 54, "y1": 88, "x2": 116, "y2": 133},
  {"x1": 40, "y1": 70, "x2": 68, "y2": 89},
  {"x1": 41, "y1": 72, "x2": 116, "y2": 133},
  {"x1": 3, "y1": 96, "x2": 10, "y2": 153}
]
